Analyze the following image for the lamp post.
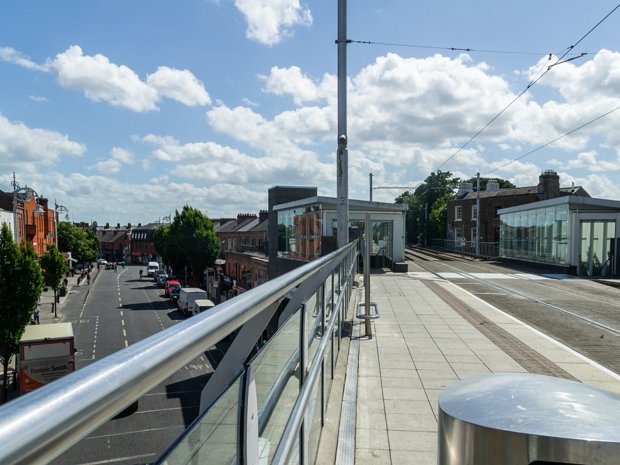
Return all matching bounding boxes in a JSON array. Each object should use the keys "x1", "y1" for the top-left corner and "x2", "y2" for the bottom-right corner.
[
  {"x1": 54, "y1": 200, "x2": 69, "y2": 249},
  {"x1": 11, "y1": 176, "x2": 44, "y2": 245}
]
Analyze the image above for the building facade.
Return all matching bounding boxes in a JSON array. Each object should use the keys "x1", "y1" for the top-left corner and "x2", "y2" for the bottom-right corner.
[
  {"x1": 129, "y1": 223, "x2": 161, "y2": 264},
  {"x1": 447, "y1": 171, "x2": 589, "y2": 247},
  {"x1": 269, "y1": 187, "x2": 408, "y2": 279}
]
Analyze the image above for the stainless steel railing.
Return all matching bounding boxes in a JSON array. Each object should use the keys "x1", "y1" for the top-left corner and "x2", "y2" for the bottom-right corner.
[{"x1": 0, "y1": 242, "x2": 358, "y2": 465}]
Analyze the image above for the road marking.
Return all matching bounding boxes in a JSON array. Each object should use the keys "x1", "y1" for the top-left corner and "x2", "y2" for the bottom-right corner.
[
  {"x1": 87, "y1": 426, "x2": 184, "y2": 440},
  {"x1": 75, "y1": 453, "x2": 156, "y2": 465},
  {"x1": 136, "y1": 405, "x2": 199, "y2": 414},
  {"x1": 122, "y1": 329, "x2": 127, "y2": 337}
]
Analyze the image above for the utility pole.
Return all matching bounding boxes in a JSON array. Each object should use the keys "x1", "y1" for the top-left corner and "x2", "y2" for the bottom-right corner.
[
  {"x1": 476, "y1": 172, "x2": 481, "y2": 257},
  {"x1": 369, "y1": 173, "x2": 373, "y2": 201},
  {"x1": 336, "y1": 0, "x2": 348, "y2": 249}
]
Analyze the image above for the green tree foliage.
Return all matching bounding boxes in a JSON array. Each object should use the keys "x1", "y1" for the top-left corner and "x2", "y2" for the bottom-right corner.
[
  {"x1": 58, "y1": 222, "x2": 100, "y2": 264},
  {"x1": 395, "y1": 171, "x2": 460, "y2": 245},
  {"x1": 154, "y1": 206, "x2": 220, "y2": 287},
  {"x1": 0, "y1": 224, "x2": 43, "y2": 403},
  {"x1": 40, "y1": 244, "x2": 68, "y2": 318}
]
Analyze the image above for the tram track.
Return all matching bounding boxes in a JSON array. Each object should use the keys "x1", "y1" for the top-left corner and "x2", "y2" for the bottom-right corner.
[{"x1": 404, "y1": 246, "x2": 620, "y2": 375}]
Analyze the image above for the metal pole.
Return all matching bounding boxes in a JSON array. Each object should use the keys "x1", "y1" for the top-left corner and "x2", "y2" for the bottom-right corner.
[
  {"x1": 336, "y1": 0, "x2": 348, "y2": 249},
  {"x1": 476, "y1": 173, "x2": 481, "y2": 257},
  {"x1": 54, "y1": 200, "x2": 58, "y2": 249},
  {"x1": 364, "y1": 213, "x2": 371, "y2": 336},
  {"x1": 369, "y1": 173, "x2": 373, "y2": 201}
]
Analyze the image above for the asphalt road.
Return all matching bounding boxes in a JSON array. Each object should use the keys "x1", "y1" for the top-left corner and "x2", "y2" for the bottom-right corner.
[{"x1": 51, "y1": 266, "x2": 213, "y2": 465}]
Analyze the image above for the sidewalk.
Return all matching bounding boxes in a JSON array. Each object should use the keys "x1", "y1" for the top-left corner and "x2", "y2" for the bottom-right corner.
[
  {"x1": 37, "y1": 266, "x2": 99, "y2": 324},
  {"x1": 348, "y1": 272, "x2": 620, "y2": 465}
]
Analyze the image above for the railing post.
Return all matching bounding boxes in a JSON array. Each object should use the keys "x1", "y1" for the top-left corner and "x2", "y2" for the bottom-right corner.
[
  {"x1": 320, "y1": 284, "x2": 326, "y2": 426},
  {"x1": 299, "y1": 302, "x2": 308, "y2": 465},
  {"x1": 242, "y1": 366, "x2": 258, "y2": 465}
]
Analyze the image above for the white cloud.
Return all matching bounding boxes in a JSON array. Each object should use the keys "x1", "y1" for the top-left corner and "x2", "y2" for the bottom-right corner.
[
  {"x1": 29, "y1": 95, "x2": 48, "y2": 103},
  {"x1": 32, "y1": 46, "x2": 212, "y2": 112},
  {"x1": 111, "y1": 147, "x2": 135, "y2": 164},
  {"x1": 147, "y1": 66, "x2": 211, "y2": 106},
  {"x1": 92, "y1": 159, "x2": 122, "y2": 174},
  {"x1": 263, "y1": 66, "x2": 333, "y2": 104},
  {"x1": 0, "y1": 114, "x2": 85, "y2": 171},
  {"x1": 48, "y1": 45, "x2": 159, "y2": 112},
  {"x1": 234, "y1": 0, "x2": 312, "y2": 46},
  {"x1": 0, "y1": 47, "x2": 49, "y2": 71}
]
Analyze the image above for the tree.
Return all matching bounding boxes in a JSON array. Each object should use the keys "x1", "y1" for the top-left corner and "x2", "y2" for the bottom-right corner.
[
  {"x1": 58, "y1": 221, "x2": 100, "y2": 264},
  {"x1": 40, "y1": 244, "x2": 68, "y2": 318},
  {"x1": 396, "y1": 171, "x2": 460, "y2": 245},
  {"x1": 0, "y1": 224, "x2": 43, "y2": 403},
  {"x1": 154, "y1": 206, "x2": 220, "y2": 287}
]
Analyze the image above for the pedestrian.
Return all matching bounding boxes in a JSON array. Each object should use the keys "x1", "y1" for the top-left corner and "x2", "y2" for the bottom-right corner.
[
  {"x1": 34, "y1": 306, "x2": 40, "y2": 324},
  {"x1": 87, "y1": 272, "x2": 91, "y2": 285}
]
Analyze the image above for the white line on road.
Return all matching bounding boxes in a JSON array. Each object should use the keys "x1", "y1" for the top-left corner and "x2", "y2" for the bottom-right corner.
[
  {"x1": 86, "y1": 426, "x2": 184, "y2": 440},
  {"x1": 75, "y1": 453, "x2": 156, "y2": 465}
]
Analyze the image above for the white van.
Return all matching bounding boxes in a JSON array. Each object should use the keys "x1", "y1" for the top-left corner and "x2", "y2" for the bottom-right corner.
[
  {"x1": 191, "y1": 299, "x2": 216, "y2": 316},
  {"x1": 147, "y1": 261, "x2": 160, "y2": 277},
  {"x1": 178, "y1": 287, "x2": 209, "y2": 315}
]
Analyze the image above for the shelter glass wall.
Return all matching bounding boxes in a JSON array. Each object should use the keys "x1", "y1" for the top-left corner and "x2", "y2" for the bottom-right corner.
[
  {"x1": 500, "y1": 205, "x2": 568, "y2": 265},
  {"x1": 277, "y1": 205, "x2": 323, "y2": 261}
]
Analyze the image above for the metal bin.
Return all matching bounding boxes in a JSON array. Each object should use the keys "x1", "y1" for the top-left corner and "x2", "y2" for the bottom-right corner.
[{"x1": 438, "y1": 372, "x2": 620, "y2": 464}]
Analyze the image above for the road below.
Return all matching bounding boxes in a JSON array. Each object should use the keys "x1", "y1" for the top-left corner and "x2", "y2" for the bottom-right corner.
[{"x1": 51, "y1": 266, "x2": 213, "y2": 465}]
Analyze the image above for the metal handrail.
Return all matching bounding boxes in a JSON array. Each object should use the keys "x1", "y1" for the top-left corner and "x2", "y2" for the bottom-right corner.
[
  {"x1": 271, "y1": 251, "x2": 355, "y2": 465},
  {"x1": 0, "y1": 242, "x2": 357, "y2": 465}
]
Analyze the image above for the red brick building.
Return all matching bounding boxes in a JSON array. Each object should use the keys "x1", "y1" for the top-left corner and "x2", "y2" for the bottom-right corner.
[{"x1": 447, "y1": 171, "x2": 590, "y2": 246}]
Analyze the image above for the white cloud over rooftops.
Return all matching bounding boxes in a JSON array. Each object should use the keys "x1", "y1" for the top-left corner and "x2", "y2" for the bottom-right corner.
[{"x1": 0, "y1": 114, "x2": 85, "y2": 170}]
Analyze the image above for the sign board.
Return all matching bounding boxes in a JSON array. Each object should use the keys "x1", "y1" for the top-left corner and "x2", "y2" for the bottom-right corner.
[{"x1": 19, "y1": 323, "x2": 75, "y2": 394}]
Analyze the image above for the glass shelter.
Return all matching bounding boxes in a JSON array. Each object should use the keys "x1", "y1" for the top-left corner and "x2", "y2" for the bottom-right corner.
[
  {"x1": 274, "y1": 196, "x2": 407, "y2": 269},
  {"x1": 499, "y1": 196, "x2": 620, "y2": 277}
]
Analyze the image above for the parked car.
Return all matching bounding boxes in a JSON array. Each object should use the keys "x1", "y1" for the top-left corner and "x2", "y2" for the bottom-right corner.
[
  {"x1": 157, "y1": 273, "x2": 169, "y2": 287},
  {"x1": 153, "y1": 269, "x2": 167, "y2": 282},
  {"x1": 147, "y1": 261, "x2": 160, "y2": 277},
  {"x1": 167, "y1": 281, "x2": 182, "y2": 301}
]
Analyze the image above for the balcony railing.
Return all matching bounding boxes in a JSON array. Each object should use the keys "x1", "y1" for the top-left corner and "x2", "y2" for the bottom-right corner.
[{"x1": 0, "y1": 242, "x2": 358, "y2": 465}]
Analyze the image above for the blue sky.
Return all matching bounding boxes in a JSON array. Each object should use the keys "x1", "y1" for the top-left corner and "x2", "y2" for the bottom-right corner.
[{"x1": 2, "y1": 0, "x2": 620, "y2": 225}]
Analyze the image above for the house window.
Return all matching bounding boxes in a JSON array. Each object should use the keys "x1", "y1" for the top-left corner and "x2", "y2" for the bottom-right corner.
[
  {"x1": 472, "y1": 205, "x2": 478, "y2": 220},
  {"x1": 471, "y1": 227, "x2": 478, "y2": 241},
  {"x1": 455, "y1": 206, "x2": 462, "y2": 221}
]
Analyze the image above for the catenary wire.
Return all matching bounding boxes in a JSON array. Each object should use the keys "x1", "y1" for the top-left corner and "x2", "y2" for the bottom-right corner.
[
  {"x1": 433, "y1": 2, "x2": 620, "y2": 173},
  {"x1": 482, "y1": 105, "x2": 620, "y2": 177}
]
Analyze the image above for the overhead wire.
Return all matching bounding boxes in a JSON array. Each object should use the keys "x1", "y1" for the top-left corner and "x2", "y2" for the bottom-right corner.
[
  {"x1": 430, "y1": 2, "x2": 620, "y2": 174},
  {"x1": 482, "y1": 105, "x2": 620, "y2": 177}
]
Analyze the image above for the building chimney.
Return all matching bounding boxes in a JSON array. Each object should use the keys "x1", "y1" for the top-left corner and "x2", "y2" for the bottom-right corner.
[
  {"x1": 486, "y1": 180, "x2": 500, "y2": 191},
  {"x1": 537, "y1": 170, "x2": 560, "y2": 200},
  {"x1": 237, "y1": 213, "x2": 257, "y2": 223},
  {"x1": 259, "y1": 209, "x2": 269, "y2": 223},
  {"x1": 456, "y1": 182, "x2": 474, "y2": 198}
]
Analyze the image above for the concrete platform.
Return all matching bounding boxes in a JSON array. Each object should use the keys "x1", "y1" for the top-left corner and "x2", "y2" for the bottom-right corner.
[{"x1": 345, "y1": 272, "x2": 620, "y2": 465}]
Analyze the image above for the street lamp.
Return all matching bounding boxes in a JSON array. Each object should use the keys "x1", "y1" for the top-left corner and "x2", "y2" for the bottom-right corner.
[
  {"x1": 11, "y1": 177, "x2": 44, "y2": 245},
  {"x1": 54, "y1": 200, "x2": 69, "y2": 249}
]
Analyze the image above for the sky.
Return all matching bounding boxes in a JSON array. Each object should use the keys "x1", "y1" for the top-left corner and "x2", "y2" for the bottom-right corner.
[{"x1": 2, "y1": 0, "x2": 620, "y2": 226}]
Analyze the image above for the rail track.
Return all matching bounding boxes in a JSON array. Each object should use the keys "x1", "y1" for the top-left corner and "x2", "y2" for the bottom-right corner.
[{"x1": 403, "y1": 245, "x2": 620, "y2": 375}]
